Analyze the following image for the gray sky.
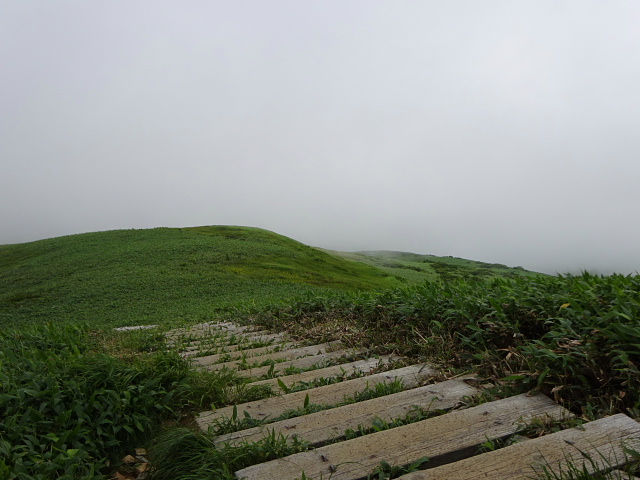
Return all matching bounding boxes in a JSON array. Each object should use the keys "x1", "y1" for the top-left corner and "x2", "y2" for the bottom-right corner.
[{"x1": 2, "y1": 1, "x2": 639, "y2": 275}]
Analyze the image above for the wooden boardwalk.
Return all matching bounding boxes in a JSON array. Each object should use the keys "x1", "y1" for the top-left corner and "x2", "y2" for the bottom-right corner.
[{"x1": 168, "y1": 321, "x2": 640, "y2": 480}]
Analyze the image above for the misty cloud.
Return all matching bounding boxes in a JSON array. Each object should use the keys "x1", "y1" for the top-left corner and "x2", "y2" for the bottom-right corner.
[{"x1": 1, "y1": 1, "x2": 639, "y2": 275}]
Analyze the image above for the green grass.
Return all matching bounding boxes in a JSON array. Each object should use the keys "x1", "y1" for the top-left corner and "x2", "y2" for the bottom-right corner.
[
  {"x1": 3, "y1": 225, "x2": 637, "y2": 479},
  {"x1": 326, "y1": 249, "x2": 543, "y2": 284},
  {"x1": 0, "y1": 324, "x2": 184, "y2": 478},
  {"x1": 0, "y1": 226, "x2": 397, "y2": 329},
  {"x1": 0, "y1": 225, "x2": 405, "y2": 479},
  {"x1": 148, "y1": 427, "x2": 310, "y2": 480},
  {"x1": 0, "y1": 321, "x2": 283, "y2": 479},
  {"x1": 536, "y1": 445, "x2": 640, "y2": 480}
]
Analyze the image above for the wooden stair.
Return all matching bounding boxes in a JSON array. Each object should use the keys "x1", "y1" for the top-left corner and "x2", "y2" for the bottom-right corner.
[
  {"x1": 235, "y1": 393, "x2": 570, "y2": 480},
  {"x1": 397, "y1": 414, "x2": 640, "y2": 479},
  {"x1": 198, "y1": 341, "x2": 345, "y2": 371},
  {"x1": 167, "y1": 321, "x2": 640, "y2": 480},
  {"x1": 215, "y1": 378, "x2": 482, "y2": 447},
  {"x1": 246, "y1": 355, "x2": 398, "y2": 393},
  {"x1": 196, "y1": 363, "x2": 437, "y2": 429}
]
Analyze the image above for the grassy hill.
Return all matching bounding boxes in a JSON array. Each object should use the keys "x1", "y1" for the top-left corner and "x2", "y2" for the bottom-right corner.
[
  {"x1": 326, "y1": 249, "x2": 543, "y2": 284},
  {"x1": 0, "y1": 226, "x2": 545, "y2": 329},
  {"x1": 0, "y1": 226, "x2": 398, "y2": 328},
  {"x1": 3, "y1": 225, "x2": 638, "y2": 480}
]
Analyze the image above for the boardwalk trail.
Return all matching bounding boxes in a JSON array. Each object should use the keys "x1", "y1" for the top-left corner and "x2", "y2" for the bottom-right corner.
[{"x1": 166, "y1": 321, "x2": 640, "y2": 480}]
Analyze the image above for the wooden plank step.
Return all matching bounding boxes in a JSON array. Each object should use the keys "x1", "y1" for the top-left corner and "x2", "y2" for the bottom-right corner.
[
  {"x1": 166, "y1": 330, "x2": 240, "y2": 346},
  {"x1": 234, "y1": 393, "x2": 570, "y2": 480},
  {"x1": 247, "y1": 356, "x2": 397, "y2": 393},
  {"x1": 167, "y1": 324, "x2": 273, "y2": 343},
  {"x1": 233, "y1": 348, "x2": 364, "y2": 379},
  {"x1": 225, "y1": 332, "x2": 287, "y2": 346},
  {"x1": 192, "y1": 342, "x2": 299, "y2": 366},
  {"x1": 202, "y1": 342, "x2": 342, "y2": 371},
  {"x1": 197, "y1": 364, "x2": 436, "y2": 430},
  {"x1": 216, "y1": 377, "x2": 479, "y2": 447},
  {"x1": 206, "y1": 321, "x2": 251, "y2": 332},
  {"x1": 180, "y1": 342, "x2": 244, "y2": 357},
  {"x1": 397, "y1": 413, "x2": 640, "y2": 480},
  {"x1": 167, "y1": 331, "x2": 266, "y2": 348},
  {"x1": 170, "y1": 329, "x2": 278, "y2": 346},
  {"x1": 181, "y1": 321, "x2": 241, "y2": 330},
  {"x1": 176, "y1": 321, "x2": 242, "y2": 333},
  {"x1": 166, "y1": 322, "x2": 253, "y2": 339},
  {"x1": 179, "y1": 332, "x2": 285, "y2": 356}
]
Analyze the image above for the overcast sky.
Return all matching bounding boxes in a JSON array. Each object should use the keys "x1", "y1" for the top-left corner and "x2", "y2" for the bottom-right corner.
[{"x1": 2, "y1": 1, "x2": 639, "y2": 275}]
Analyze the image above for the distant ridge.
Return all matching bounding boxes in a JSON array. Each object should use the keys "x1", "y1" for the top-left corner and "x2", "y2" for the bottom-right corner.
[{"x1": 326, "y1": 249, "x2": 543, "y2": 284}]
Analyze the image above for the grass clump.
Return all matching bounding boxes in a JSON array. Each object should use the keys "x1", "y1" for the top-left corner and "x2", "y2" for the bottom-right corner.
[
  {"x1": 366, "y1": 455, "x2": 431, "y2": 479},
  {"x1": 148, "y1": 428, "x2": 309, "y2": 480},
  {"x1": 0, "y1": 322, "x2": 273, "y2": 479},
  {"x1": 0, "y1": 323, "x2": 175, "y2": 478}
]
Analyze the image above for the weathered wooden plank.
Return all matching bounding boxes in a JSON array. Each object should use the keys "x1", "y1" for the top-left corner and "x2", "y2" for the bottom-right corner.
[
  {"x1": 197, "y1": 363, "x2": 436, "y2": 431},
  {"x1": 202, "y1": 342, "x2": 342, "y2": 371},
  {"x1": 224, "y1": 331, "x2": 285, "y2": 343},
  {"x1": 178, "y1": 329, "x2": 274, "y2": 344},
  {"x1": 234, "y1": 394, "x2": 570, "y2": 480},
  {"x1": 247, "y1": 356, "x2": 396, "y2": 393},
  {"x1": 167, "y1": 331, "x2": 236, "y2": 346},
  {"x1": 216, "y1": 377, "x2": 478, "y2": 447},
  {"x1": 166, "y1": 322, "x2": 254, "y2": 340},
  {"x1": 167, "y1": 330, "x2": 272, "y2": 349},
  {"x1": 179, "y1": 332, "x2": 286, "y2": 356},
  {"x1": 169, "y1": 329, "x2": 276, "y2": 347},
  {"x1": 397, "y1": 414, "x2": 640, "y2": 480},
  {"x1": 179, "y1": 342, "x2": 244, "y2": 357},
  {"x1": 192, "y1": 342, "x2": 299, "y2": 366},
  {"x1": 167, "y1": 325, "x2": 280, "y2": 345},
  {"x1": 232, "y1": 348, "x2": 363, "y2": 379},
  {"x1": 177, "y1": 321, "x2": 240, "y2": 332}
]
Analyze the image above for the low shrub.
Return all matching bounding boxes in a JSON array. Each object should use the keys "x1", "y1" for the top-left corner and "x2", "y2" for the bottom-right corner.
[
  {"x1": 257, "y1": 273, "x2": 640, "y2": 418},
  {"x1": 0, "y1": 323, "x2": 186, "y2": 479}
]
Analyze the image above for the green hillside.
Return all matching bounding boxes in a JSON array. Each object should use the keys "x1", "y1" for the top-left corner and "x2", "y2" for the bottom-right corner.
[
  {"x1": 0, "y1": 226, "x2": 397, "y2": 328},
  {"x1": 326, "y1": 249, "x2": 543, "y2": 284},
  {"x1": 3, "y1": 225, "x2": 637, "y2": 480}
]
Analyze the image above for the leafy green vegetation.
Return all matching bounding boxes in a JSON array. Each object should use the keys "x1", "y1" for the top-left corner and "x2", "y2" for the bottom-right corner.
[
  {"x1": 0, "y1": 226, "x2": 405, "y2": 479},
  {"x1": 258, "y1": 273, "x2": 640, "y2": 419},
  {"x1": 0, "y1": 226, "x2": 397, "y2": 329},
  {"x1": 367, "y1": 455, "x2": 431, "y2": 479},
  {"x1": 1, "y1": 324, "x2": 180, "y2": 478},
  {"x1": 0, "y1": 321, "x2": 281, "y2": 479},
  {"x1": 326, "y1": 249, "x2": 542, "y2": 284},
  {"x1": 2, "y1": 225, "x2": 638, "y2": 478},
  {"x1": 148, "y1": 428, "x2": 309, "y2": 480}
]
